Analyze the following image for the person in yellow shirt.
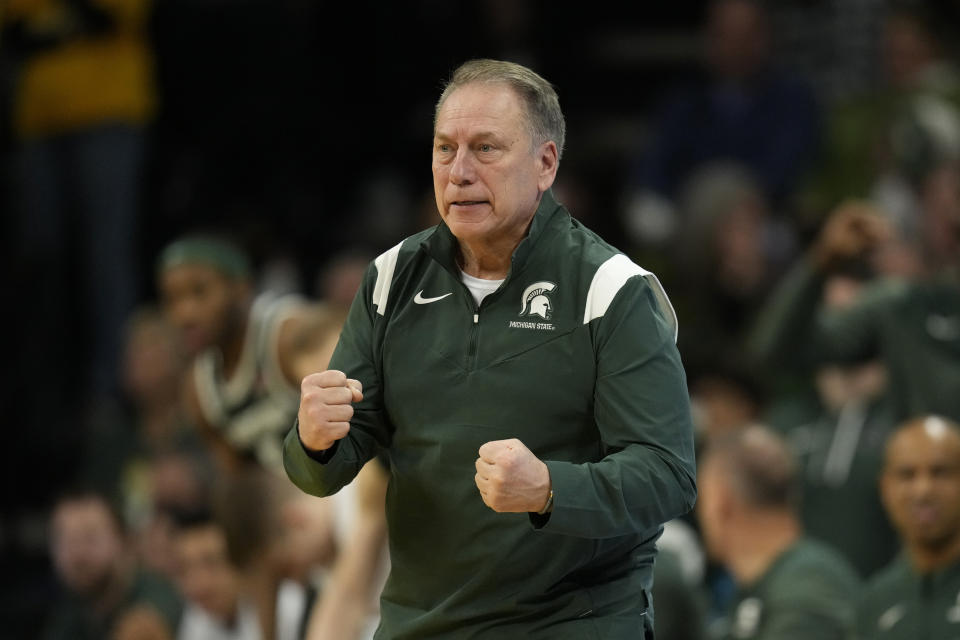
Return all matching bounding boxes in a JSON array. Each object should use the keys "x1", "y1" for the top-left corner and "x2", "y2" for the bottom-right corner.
[{"x1": 3, "y1": 0, "x2": 156, "y2": 416}]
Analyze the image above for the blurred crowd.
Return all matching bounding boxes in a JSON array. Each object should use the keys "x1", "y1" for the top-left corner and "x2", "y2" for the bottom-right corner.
[{"x1": 1, "y1": 0, "x2": 960, "y2": 638}]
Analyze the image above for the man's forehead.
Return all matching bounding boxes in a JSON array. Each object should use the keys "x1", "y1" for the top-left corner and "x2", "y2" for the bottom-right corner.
[
  {"x1": 54, "y1": 500, "x2": 114, "y2": 527},
  {"x1": 436, "y1": 84, "x2": 525, "y2": 130},
  {"x1": 887, "y1": 422, "x2": 960, "y2": 465},
  {"x1": 161, "y1": 262, "x2": 229, "y2": 285}
]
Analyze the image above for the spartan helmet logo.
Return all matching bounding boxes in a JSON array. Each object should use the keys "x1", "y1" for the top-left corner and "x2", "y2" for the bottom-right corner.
[{"x1": 520, "y1": 281, "x2": 557, "y2": 320}]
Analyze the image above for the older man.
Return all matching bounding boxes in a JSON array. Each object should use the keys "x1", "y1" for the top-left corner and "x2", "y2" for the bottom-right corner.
[
  {"x1": 285, "y1": 58, "x2": 697, "y2": 639},
  {"x1": 857, "y1": 415, "x2": 960, "y2": 639}
]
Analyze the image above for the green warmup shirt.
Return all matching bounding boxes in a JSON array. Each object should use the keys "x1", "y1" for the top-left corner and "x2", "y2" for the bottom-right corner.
[
  {"x1": 747, "y1": 260, "x2": 960, "y2": 424},
  {"x1": 776, "y1": 395, "x2": 900, "y2": 579},
  {"x1": 857, "y1": 552, "x2": 960, "y2": 640},
  {"x1": 718, "y1": 538, "x2": 860, "y2": 640},
  {"x1": 284, "y1": 189, "x2": 698, "y2": 639}
]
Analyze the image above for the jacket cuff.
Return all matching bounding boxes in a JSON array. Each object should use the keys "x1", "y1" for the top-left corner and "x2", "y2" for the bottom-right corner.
[{"x1": 529, "y1": 460, "x2": 580, "y2": 531}]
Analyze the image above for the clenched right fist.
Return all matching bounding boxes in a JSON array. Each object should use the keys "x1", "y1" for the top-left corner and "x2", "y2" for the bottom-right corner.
[{"x1": 298, "y1": 370, "x2": 363, "y2": 452}]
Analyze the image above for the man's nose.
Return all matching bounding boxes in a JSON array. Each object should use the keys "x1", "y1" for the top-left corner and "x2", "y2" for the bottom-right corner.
[
  {"x1": 171, "y1": 300, "x2": 198, "y2": 325},
  {"x1": 449, "y1": 148, "x2": 476, "y2": 185},
  {"x1": 910, "y1": 472, "x2": 936, "y2": 497}
]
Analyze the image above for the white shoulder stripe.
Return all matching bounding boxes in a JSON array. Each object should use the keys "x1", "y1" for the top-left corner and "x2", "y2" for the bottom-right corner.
[
  {"x1": 583, "y1": 254, "x2": 679, "y2": 342},
  {"x1": 372, "y1": 241, "x2": 404, "y2": 316}
]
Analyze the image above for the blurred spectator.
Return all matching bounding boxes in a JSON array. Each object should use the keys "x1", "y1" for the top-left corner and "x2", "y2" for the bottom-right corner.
[
  {"x1": 746, "y1": 190, "x2": 960, "y2": 425},
  {"x1": 273, "y1": 485, "x2": 339, "y2": 599},
  {"x1": 171, "y1": 509, "x2": 265, "y2": 640},
  {"x1": 43, "y1": 486, "x2": 182, "y2": 640},
  {"x1": 156, "y1": 232, "x2": 346, "y2": 476},
  {"x1": 689, "y1": 362, "x2": 766, "y2": 443},
  {"x1": 857, "y1": 415, "x2": 960, "y2": 639},
  {"x1": 137, "y1": 449, "x2": 215, "y2": 582},
  {"x1": 2, "y1": 0, "x2": 156, "y2": 410},
  {"x1": 697, "y1": 424, "x2": 860, "y2": 639},
  {"x1": 621, "y1": 0, "x2": 822, "y2": 248},
  {"x1": 670, "y1": 163, "x2": 799, "y2": 380},
  {"x1": 119, "y1": 307, "x2": 194, "y2": 451},
  {"x1": 768, "y1": 0, "x2": 889, "y2": 107},
  {"x1": 767, "y1": 272, "x2": 900, "y2": 579},
  {"x1": 798, "y1": 2, "x2": 960, "y2": 230},
  {"x1": 78, "y1": 305, "x2": 200, "y2": 514},
  {"x1": 211, "y1": 464, "x2": 331, "y2": 640}
]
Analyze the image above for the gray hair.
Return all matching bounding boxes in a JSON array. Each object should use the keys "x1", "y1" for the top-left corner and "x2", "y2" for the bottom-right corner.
[{"x1": 434, "y1": 58, "x2": 566, "y2": 159}]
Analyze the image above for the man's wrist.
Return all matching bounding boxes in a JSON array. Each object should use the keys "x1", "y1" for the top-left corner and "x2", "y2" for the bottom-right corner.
[{"x1": 296, "y1": 418, "x2": 339, "y2": 463}]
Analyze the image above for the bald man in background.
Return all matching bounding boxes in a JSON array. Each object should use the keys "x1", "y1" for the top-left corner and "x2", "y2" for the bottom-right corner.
[
  {"x1": 697, "y1": 425, "x2": 859, "y2": 639},
  {"x1": 857, "y1": 415, "x2": 960, "y2": 639}
]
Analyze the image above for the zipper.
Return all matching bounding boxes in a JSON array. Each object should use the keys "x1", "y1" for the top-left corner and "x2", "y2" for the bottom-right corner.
[
  {"x1": 459, "y1": 261, "x2": 512, "y2": 370},
  {"x1": 467, "y1": 307, "x2": 480, "y2": 369}
]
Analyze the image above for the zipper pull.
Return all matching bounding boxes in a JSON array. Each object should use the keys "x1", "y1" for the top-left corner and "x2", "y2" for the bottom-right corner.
[{"x1": 473, "y1": 313, "x2": 479, "y2": 324}]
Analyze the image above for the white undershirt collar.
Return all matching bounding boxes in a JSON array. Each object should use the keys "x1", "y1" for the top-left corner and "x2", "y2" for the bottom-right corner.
[{"x1": 460, "y1": 270, "x2": 505, "y2": 307}]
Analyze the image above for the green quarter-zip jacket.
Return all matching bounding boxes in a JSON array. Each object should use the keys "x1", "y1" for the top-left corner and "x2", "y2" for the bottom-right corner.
[
  {"x1": 719, "y1": 538, "x2": 860, "y2": 640},
  {"x1": 857, "y1": 553, "x2": 960, "y2": 640},
  {"x1": 284, "y1": 189, "x2": 698, "y2": 639}
]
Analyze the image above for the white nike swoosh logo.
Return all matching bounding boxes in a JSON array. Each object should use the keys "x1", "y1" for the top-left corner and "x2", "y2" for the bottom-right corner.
[{"x1": 414, "y1": 291, "x2": 453, "y2": 305}]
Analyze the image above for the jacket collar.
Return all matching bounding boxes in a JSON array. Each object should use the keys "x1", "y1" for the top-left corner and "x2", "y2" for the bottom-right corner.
[{"x1": 420, "y1": 188, "x2": 566, "y2": 279}]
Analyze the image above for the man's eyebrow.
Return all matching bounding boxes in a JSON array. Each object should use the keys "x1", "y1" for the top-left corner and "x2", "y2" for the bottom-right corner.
[{"x1": 433, "y1": 130, "x2": 506, "y2": 142}]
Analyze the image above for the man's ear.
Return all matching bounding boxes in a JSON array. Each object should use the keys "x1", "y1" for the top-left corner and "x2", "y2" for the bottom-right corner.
[{"x1": 536, "y1": 141, "x2": 559, "y2": 192}]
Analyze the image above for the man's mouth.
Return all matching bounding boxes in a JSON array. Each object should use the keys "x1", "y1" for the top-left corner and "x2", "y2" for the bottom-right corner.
[
  {"x1": 452, "y1": 200, "x2": 487, "y2": 206},
  {"x1": 909, "y1": 504, "x2": 941, "y2": 525}
]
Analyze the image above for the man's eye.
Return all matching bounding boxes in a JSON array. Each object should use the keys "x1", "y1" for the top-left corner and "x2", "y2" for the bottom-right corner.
[
  {"x1": 438, "y1": 144, "x2": 451, "y2": 153},
  {"x1": 479, "y1": 144, "x2": 492, "y2": 152}
]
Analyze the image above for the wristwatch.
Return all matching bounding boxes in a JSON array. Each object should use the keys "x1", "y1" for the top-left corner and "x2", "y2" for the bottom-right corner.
[{"x1": 537, "y1": 489, "x2": 554, "y2": 515}]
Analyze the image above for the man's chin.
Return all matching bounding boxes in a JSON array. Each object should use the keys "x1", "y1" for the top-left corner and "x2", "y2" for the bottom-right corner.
[
  {"x1": 913, "y1": 526, "x2": 959, "y2": 551},
  {"x1": 66, "y1": 572, "x2": 114, "y2": 600},
  {"x1": 445, "y1": 216, "x2": 493, "y2": 240}
]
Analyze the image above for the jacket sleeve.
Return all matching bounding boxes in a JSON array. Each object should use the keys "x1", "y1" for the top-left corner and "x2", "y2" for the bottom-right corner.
[
  {"x1": 536, "y1": 275, "x2": 698, "y2": 538},
  {"x1": 283, "y1": 262, "x2": 392, "y2": 497},
  {"x1": 745, "y1": 257, "x2": 887, "y2": 377}
]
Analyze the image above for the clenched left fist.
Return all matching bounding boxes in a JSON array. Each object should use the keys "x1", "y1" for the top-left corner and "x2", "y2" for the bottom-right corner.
[{"x1": 475, "y1": 438, "x2": 552, "y2": 513}]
